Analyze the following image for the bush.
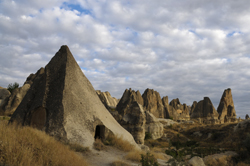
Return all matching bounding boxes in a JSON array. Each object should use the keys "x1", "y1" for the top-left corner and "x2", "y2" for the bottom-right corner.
[
  {"x1": 243, "y1": 133, "x2": 250, "y2": 152},
  {"x1": 94, "y1": 139, "x2": 106, "y2": 151},
  {"x1": 145, "y1": 132, "x2": 152, "y2": 140},
  {"x1": 140, "y1": 152, "x2": 159, "y2": 166},
  {"x1": 7, "y1": 82, "x2": 19, "y2": 93}
]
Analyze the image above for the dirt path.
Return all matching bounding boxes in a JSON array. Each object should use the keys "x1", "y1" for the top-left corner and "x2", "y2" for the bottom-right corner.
[{"x1": 81, "y1": 146, "x2": 139, "y2": 166}]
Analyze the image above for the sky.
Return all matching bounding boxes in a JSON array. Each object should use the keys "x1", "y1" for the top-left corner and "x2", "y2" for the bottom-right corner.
[{"x1": 0, "y1": 0, "x2": 250, "y2": 118}]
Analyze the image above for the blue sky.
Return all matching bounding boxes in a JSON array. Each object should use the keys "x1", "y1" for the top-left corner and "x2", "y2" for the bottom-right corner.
[{"x1": 0, "y1": 0, "x2": 250, "y2": 118}]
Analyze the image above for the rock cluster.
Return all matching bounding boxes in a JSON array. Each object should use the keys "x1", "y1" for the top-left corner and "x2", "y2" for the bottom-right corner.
[
  {"x1": 217, "y1": 88, "x2": 237, "y2": 123},
  {"x1": 167, "y1": 98, "x2": 190, "y2": 120},
  {"x1": 190, "y1": 97, "x2": 219, "y2": 124},
  {"x1": 115, "y1": 88, "x2": 164, "y2": 143},
  {"x1": 96, "y1": 90, "x2": 119, "y2": 110},
  {"x1": 10, "y1": 45, "x2": 138, "y2": 148}
]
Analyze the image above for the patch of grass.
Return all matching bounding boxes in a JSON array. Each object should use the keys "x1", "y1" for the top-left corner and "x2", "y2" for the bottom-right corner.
[
  {"x1": 94, "y1": 138, "x2": 106, "y2": 151},
  {"x1": 110, "y1": 160, "x2": 131, "y2": 166},
  {"x1": 0, "y1": 122, "x2": 88, "y2": 166},
  {"x1": 140, "y1": 152, "x2": 159, "y2": 166},
  {"x1": 144, "y1": 139, "x2": 169, "y2": 148},
  {"x1": 125, "y1": 150, "x2": 145, "y2": 162},
  {"x1": 104, "y1": 134, "x2": 135, "y2": 152},
  {"x1": 67, "y1": 143, "x2": 90, "y2": 153}
]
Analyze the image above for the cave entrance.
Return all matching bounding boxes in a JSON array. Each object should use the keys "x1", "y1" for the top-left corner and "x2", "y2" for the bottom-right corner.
[{"x1": 94, "y1": 125, "x2": 105, "y2": 140}]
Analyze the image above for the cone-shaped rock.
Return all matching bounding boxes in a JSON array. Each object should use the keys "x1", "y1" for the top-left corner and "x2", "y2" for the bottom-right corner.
[
  {"x1": 142, "y1": 88, "x2": 164, "y2": 118},
  {"x1": 217, "y1": 88, "x2": 237, "y2": 123},
  {"x1": 191, "y1": 97, "x2": 219, "y2": 124},
  {"x1": 10, "y1": 45, "x2": 138, "y2": 148}
]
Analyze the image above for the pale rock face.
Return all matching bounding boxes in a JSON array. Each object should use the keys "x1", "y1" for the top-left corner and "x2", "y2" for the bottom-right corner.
[
  {"x1": 10, "y1": 45, "x2": 138, "y2": 149},
  {"x1": 203, "y1": 151, "x2": 238, "y2": 166},
  {"x1": 145, "y1": 111, "x2": 164, "y2": 139},
  {"x1": 142, "y1": 88, "x2": 164, "y2": 118},
  {"x1": 116, "y1": 88, "x2": 144, "y2": 116},
  {"x1": 168, "y1": 98, "x2": 190, "y2": 120},
  {"x1": 191, "y1": 97, "x2": 219, "y2": 124},
  {"x1": 119, "y1": 101, "x2": 146, "y2": 144},
  {"x1": 96, "y1": 90, "x2": 119, "y2": 110},
  {"x1": 188, "y1": 156, "x2": 205, "y2": 166},
  {"x1": 217, "y1": 88, "x2": 237, "y2": 123},
  {"x1": 0, "y1": 87, "x2": 10, "y2": 106}
]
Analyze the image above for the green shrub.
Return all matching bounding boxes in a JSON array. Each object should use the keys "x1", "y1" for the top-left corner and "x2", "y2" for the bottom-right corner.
[
  {"x1": 243, "y1": 133, "x2": 250, "y2": 152},
  {"x1": 140, "y1": 152, "x2": 159, "y2": 166},
  {"x1": 145, "y1": 132, "x2": 152, "y2": 140},
  {"x1": 7, "y1": 82, "x2": 19, "y2": 94}
]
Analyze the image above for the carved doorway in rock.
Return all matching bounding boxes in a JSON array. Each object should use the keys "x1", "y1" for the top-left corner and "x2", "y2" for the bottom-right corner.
[
  {"x1": 30, "y1": 106, "x2": 46, "y2": 130},
  {"x1": 94, "y1": 125, "x2": 105, "y2": 140}
]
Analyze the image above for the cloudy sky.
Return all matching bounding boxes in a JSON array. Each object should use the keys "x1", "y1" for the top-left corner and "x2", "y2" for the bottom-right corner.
[{"x1": 0, "y1": 0, "x2": 250, "y2": 118}]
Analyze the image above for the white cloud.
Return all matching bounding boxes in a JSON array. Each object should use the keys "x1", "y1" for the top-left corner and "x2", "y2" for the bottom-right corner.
[{"x1": 0, "y1": 0, "x2": 250, "y2": 118}]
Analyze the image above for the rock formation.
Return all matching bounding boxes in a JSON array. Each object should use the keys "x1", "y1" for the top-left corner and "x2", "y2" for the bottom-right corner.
[
  {"x1": 116, "y1": 88, "x2": 144, "y2": 116},
  {"x1": 10, "y1": 45, "x2": 138, "y2": 148},
  {"x1": 96, "y1": 90, "x2": 119, "y2": 110},
  {"x1": 118, "y1": 101, "x2": 146, "y2": 144},
  {"x1": 245, "y1": 114, "x2": 249, "y2": 120},
  {"x1": 144, "y1": 111, "x2": 164, "y2": 139},
  {"x1": 142, "y1": 88, "x2": 164, "y2": 118},
  {"x1": 0, "y1": 87, "x2": 10, "y2": 105},
  {"x1": 217, "y1": 88, "x2": 237, "y2": 123},
  {"x1": 115, "y1": 88, "x2": 164, "y2": 142},
  {"x1": 190, "y1": 101, "x2": 197, "y2": 115},
  {"x1": 191, "y1": 97, "x2": 219, "y2": 124},
  {"x1": 168, "y1": 98, "x2": 190, "y2": 120}
]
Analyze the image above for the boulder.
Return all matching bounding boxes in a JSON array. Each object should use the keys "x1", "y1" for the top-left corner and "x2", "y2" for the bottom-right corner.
[
  {"x1": 116, "y1": 88, "x2": 143, "y2": 116},
  {"x1": 119, "y1": 101, "x2": 146, "y2": 144},
  {"x1": 191, "y1": 97, "x2": 219, "y2": 124},
  {"x1": 142, "y1": 88, "x2": 164, "y2": 118},
  {"x1": 188, "y1": 156, "x2": 205, "y2": 166},
  {"x1": 96, "y1": 90, "x2": 119, "y2": 110},
  {"x1": 234, "y1": 119, "x2": 250, "y2": 132},
  {"x1": 217, "y1": 88, "x2": 237, "y2": 123},
  {"x1": 203, "y1": 151, "x2": 238, "y2": 166},
  {"x1": 10, "y1": 45, "x2": 138, "y2": 149},
  {"x1": 0, "y1": 87, "x2": 10, "y2": 105},
  {"x1": 145, "y1": 111, "x2": 164, "y2": 139}
]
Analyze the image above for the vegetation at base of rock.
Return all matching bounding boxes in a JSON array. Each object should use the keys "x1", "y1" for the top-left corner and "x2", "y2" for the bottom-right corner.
[
  {"x1": 243, "y1": 133, "x2": 250, "y2": 152},
  {"x1": 0, "y1": 122, "x2": 88, "y2": 166},
  {"x1": 94, "y1": 138, "x2": 106, "y2": 151},
  {"x1": 144, "y1": 132, "x2": 152, "y2": 140},
  {"x1": 7, "y1": 82, "x2": 19, "y2": 93},
  {"x1": 140, "y1": 152, "x2": 159, "y2": 166},
  {"x1": 67, "y1": 143, "x2": 90, "y2": 153},
  {"x1": 125, "y1": 149, "x2": 146, "y2": 162},
  {"x1": 104, "y1": 134, "x2": 135, "y2": 152},
  {"x1": 110, "y1": 160, "x2": 131, "y2": 166}
]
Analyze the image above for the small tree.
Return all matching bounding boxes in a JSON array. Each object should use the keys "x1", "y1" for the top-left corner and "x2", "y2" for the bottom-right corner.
[
  {"x1": 140, "y1": 152, "x2": 159, "y2": 166},
  {"x1": 7, "y1": 82, "x2": 19, "y2": 94}
]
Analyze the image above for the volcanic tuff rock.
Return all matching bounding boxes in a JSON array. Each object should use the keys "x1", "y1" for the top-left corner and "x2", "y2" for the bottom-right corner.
[
  {"x1": 246, "y1": 114, "x2": 249, "y2": 120},
  {"x1": 217, "y1": 88, "x2": 237, "y2": 123},
  {"x1": 116, "y1": 88, "x2": 144, "y2": 116},
  {"x1": 96, "y1": 90, "x2": 119, "y2": 110},
  {"x1": 0, "y1": 87, "x2": 10, "y2": 105},
  {"x1": 0, "y1": 68, "x2": 45, "y2": 116},
  {"x1": 144, "y1": 111, "x2": 164, "y2": 139},
  {"x1": 142, "y1": 88, "x2": 164, "y2": 118},
  {"x1": 190, "y1": 101, "x2": 197, "y2": 115},
  {"x1": 190, "y1": 97, "x2": 219, "y2": 124},
  {"x1": 10, "y1": 45, "x2": 138, "y2": 149},
  {"x1": 168, "y1": 98, "x2": 190, "y2": 120},
  {"x1": 118, "y1": 101, "x2": 146, "y2": 144}
]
